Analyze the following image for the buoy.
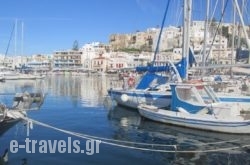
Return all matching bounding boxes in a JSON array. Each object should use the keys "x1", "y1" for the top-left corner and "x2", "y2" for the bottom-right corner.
[{"x1": 121, "y1": 94, "x2": 129, "y2": 102}]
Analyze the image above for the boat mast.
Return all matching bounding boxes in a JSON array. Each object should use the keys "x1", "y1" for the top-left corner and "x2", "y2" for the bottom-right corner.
[
  {"x1": 233, "y1": 0, "x2": 250, "y2": 64},
  {"x1": 21, "y1": 21, "x2": 24, "y2": 56},
  {"x1": 4, "y1": 23, "x2": 15, "y2": 66},
  {"x1": 218, "y1": 0, "x2": 224, "y2": 67},
  {"x1": 151, "y1": 0, "x2": 170, "y2": 67},
  {"x1": 182, "y1": 0, "x2": 192, "y2": 80},
  {"x1": 15, "y1": 19, "x2": 17, "y2": 56},
  {"x1": 202, "y1": 0, "x2": 210, "y2": 76},
  {"x1": 230, "y1": 2, "x2": 236, "y2": 77}
]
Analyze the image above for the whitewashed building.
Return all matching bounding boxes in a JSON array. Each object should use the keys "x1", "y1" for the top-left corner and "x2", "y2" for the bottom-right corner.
[{"x1": 80, "y1": 42, "x2": 108, "y2": 70}]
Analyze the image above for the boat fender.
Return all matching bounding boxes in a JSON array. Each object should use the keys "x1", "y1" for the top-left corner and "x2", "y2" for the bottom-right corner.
[{"x1": 121, "y1": 94, "x2": 129, "y2": 102}]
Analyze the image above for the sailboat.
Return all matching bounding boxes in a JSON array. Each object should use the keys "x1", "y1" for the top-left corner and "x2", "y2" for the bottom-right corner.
[
  {"x1": 191, "y1": 0, "x2": 250, "y2": 112},
  {"x1": 108, "y1": 61, "x2": 180, "y2": 109},
  {"x1": 0, "y1": 20, "x2": 46, "y2": 81},
  {"x1": 138, "y1": 0, "x2": 250, "y2": 134},
  {"x1": 107, "y1": 53, "x2": 197, "y2": 109},
  {"x1": 107, "y1": 0, "x2": 196, "y2": 109}
]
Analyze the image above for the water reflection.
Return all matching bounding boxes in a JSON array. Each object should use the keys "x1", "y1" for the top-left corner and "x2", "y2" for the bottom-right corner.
[
  {"x1": 47, "y1": 75, "x2": 112, "y2": 107},
  {"x1": 0, "y1": 119, "x2": 20, "y2": 136},
  {"x1": 107, "y1": 105, "x2": 141, "y2": 129},
  {"x1": 0, "y1": 79, "x2": 46, "y2": 107},
  {"x1": 106, "y1": 104, "x2": 250, "y2": 164},
  {"x1": 0, "y1": 75, "x2": 114, "y2": 108},
  {"x1": 0, "y1": 75, "x2": 249, "y2": 164},
  {"x1": 0, "y1": 79, "x2": 46, "y2": 165},
  {"x1": 0, "y1": 121, "x2": 27, "y2": 165}
]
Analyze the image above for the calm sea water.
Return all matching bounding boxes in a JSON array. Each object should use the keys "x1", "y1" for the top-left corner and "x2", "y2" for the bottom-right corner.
[{"x1": 1, "y1": 75, "x2": 250, "y2": 165}]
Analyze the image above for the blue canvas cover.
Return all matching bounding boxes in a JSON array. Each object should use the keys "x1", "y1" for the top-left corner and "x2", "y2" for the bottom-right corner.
[
  {"x1": 136, "y1": 48, "x2": 196, "y2": 79},
  {"x1": 170, "y1": 84, "x2": 206, "y2": 113},
  {"x1": 136, "y1": 73, "x2": 167, "y2": 89}
]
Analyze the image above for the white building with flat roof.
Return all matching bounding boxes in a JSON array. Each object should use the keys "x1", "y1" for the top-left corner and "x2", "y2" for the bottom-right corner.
[{"x1": 80, "y1": 42, "x2": 108, "y2": 70}]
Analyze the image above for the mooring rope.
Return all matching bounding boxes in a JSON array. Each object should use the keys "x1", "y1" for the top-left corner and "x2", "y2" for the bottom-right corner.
[{"x1": 9, "y1": 111, "x2": 250, "y2": 153}]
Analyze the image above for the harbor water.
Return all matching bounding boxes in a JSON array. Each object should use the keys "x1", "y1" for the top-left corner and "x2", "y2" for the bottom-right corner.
[{"x1": 1, "y1": 74, "x2": 250, "y2": 165}]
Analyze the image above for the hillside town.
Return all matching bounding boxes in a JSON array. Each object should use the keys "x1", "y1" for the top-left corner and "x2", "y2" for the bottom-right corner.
[
  {"x1": 1, "y1": 20, "x2": 249, "y2": 75},
  {"x1": 3, "y1": 1, "x2": 250, "y2": 164}
]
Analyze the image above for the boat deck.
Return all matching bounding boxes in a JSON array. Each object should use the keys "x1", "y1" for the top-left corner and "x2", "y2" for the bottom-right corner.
[{"x1": 241, "y1": 112, "x2": 250, "y2": 120}]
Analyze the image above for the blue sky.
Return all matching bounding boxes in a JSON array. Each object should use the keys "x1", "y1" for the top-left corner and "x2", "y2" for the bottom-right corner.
[{"x1": 0, "y1": 0, "x2": 249, "y2": 56}]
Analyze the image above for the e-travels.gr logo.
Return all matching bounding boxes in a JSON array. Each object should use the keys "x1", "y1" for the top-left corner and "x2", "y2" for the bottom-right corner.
[{"x1": 10, "y1": 137, "x2": 101, "y2": 155}]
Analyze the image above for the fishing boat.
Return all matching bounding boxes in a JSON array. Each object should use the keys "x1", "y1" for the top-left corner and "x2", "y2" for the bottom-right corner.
[{"x1": 138, "y1": 82, "x2": 250, "y2": 134}]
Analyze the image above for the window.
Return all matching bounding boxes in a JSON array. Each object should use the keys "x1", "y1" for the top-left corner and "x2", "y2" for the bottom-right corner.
[{"x1": 176, "y1": 87, "x2": 201, "y2": 105}]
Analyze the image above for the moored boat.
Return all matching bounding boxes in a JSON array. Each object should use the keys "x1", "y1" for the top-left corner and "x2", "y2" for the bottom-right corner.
[
  {"x1": 0, "y1": 90, "x2": 45, "y2": 135},
  {"x1": 108, "y1": 59, "x2": 184, "y2": 109},
  {"x1": 0, "y1": 104, "x2": 27, "y2": 135},
  {"x1": 138, "y1": 82, "x2": 250, "y2": 134}
]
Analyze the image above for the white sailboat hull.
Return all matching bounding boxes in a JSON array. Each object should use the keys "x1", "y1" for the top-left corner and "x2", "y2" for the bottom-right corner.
[
  {"x1": 138, "y1": 104, "x2": 250, "y2": 134},
  {"x1": 108, "y1": 88, "x2": 171, "y2": 109}
]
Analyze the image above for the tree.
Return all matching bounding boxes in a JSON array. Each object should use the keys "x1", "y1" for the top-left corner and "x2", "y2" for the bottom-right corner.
[
  {"x1": 72, "y1": 40, "x2": 79, "y2": 51},
  {"x1": 222, "y1": 26, "x2": 229, "y2": 38}
]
